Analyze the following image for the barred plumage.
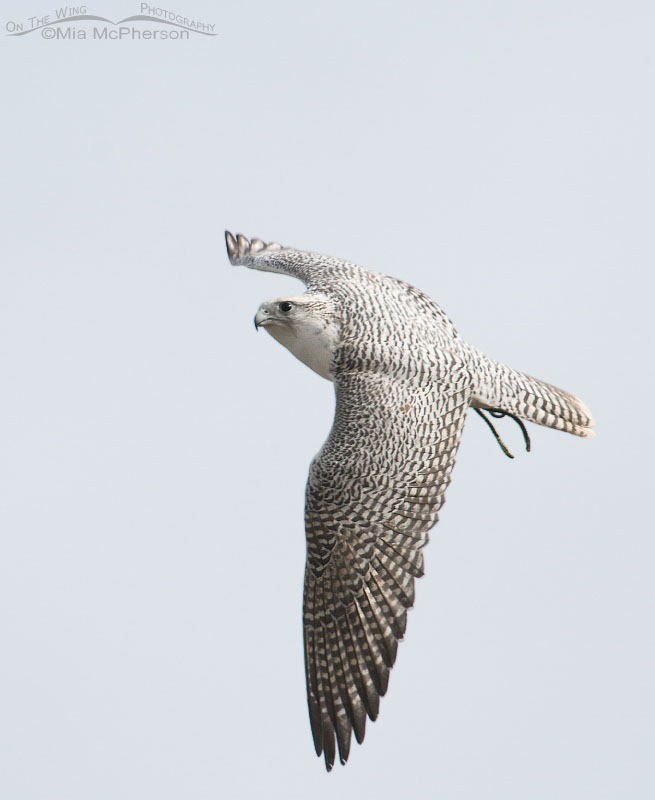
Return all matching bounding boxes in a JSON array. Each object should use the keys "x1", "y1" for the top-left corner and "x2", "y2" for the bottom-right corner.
[{"x1": 225, "y1": 231, "x2": 595, "y2": 770}]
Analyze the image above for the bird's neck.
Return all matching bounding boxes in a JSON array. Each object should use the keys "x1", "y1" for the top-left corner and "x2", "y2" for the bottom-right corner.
[{"x1": 266, "y1": 319, "x2": 339, "y2": 381}]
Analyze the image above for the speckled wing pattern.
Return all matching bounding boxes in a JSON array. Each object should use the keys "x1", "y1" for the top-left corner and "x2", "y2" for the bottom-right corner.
[{"x1": 303, "y1": 370, "x2": 470, "y2": 769}]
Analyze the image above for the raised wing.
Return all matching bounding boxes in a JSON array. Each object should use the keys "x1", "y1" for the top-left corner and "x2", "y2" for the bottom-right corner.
[
  {"x1": 303, "y1": 368, "x2": 471, "y2": 769},
  {"x1": 225, "y1": 230, "x2": 355, "y2": 287}
]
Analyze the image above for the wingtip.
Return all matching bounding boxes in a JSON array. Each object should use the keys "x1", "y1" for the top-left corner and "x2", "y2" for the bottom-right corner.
[
  {"x1": 573, "y1": 396, "x2": 596, "y2": 438},
  {"x1": 236, "y1": 233, "x2": 250, "y2": 258},
  {"x1": 225, "y1": 230, "x2": 238, "y2": 264},
  {"x1": 225, "y1": 230, "x2": 283, "y2": 264}
]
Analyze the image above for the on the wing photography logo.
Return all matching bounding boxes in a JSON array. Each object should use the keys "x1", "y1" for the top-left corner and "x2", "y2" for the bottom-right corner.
[{"x1": 4, "y1": 4, "x2": 216, "y2": 40}]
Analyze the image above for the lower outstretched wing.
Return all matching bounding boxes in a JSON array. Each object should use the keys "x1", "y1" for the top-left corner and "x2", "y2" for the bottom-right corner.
[{"x1": 303, "y1": 368, "x2": 471, "y2": 769}]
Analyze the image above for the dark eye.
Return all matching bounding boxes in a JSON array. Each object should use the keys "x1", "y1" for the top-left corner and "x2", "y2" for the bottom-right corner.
[{"x1": 278, "y1": 301, "x2": 293, "y2": 313}]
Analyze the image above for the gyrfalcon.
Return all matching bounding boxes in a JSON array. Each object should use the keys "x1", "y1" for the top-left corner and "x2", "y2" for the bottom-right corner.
[{"x1": 225, "y1": 231, "x2": 594, "y2": 771}]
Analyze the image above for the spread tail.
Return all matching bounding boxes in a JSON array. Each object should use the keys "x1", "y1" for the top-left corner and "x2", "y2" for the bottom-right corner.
[{"x1": 468, "y1": 347, "x2": 595, "y2": 438}]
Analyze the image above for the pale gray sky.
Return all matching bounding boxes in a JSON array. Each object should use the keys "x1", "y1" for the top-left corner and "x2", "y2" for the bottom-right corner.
[{"x1": 1, "y1": 1, "x2": 653, "y2": 798}]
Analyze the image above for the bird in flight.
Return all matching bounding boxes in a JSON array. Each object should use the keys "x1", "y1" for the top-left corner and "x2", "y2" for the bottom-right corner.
[{"x1": 225, "y1": 231, "x2": 594, "y2": 771}]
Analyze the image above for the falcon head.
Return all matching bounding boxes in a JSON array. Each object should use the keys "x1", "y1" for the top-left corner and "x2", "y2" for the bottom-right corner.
[
  {"x1": 253, "y1": 295, "x2": 340, "y2": 381},
  {"x1": 253, "y1": 295, "x2": 333, "y2": 330}
]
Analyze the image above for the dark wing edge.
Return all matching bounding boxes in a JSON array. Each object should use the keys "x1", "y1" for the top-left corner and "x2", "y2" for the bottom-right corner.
[{"x1": 302, "y1": 370, "x2": 471, "y2": 770}]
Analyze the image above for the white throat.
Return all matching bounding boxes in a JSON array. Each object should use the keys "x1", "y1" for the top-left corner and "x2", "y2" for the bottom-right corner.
[{"x1": 266, "y1": 318, "x2": 339, "y2": 381}]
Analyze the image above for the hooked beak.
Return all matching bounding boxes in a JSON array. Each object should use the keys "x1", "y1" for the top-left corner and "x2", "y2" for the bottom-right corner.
[{"x1": 254, "y1": 308, "x2": 270, "y2": 331}]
